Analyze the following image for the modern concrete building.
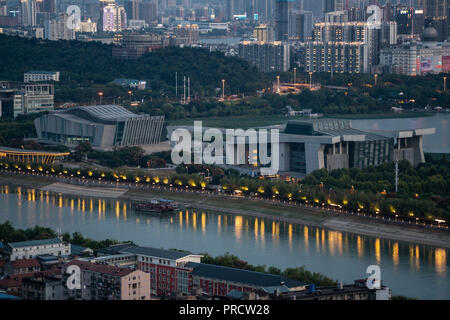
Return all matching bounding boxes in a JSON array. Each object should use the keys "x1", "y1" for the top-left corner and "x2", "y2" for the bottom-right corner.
[
  {"x1": 276, "y1": 119, "x2": 434, "y2": 174},
  {"x1": 34, "y1": 105, "x2": 165, "y2": 150},
  {"x1": 24, "y1": 71, "x2": 60, "y2": 83},
  {"x1": 168, "y1": 119, "x2": 435, "y2": 176},
  {"x1": 4, "y1": 238, "x2": 71, "y2": 261},
  {"x1": 0, "y1": 81, "x2": 54, "y2": 118}
]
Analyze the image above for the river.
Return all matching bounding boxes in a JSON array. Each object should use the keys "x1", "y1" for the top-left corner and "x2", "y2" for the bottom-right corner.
[{"x1": 0, "y1": 185, "x2": 447, "y2": 300}]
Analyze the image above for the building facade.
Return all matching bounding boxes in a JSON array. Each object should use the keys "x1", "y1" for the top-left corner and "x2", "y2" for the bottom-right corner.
[
  {"x1": 5, "y1": 238, "x2": 71, "y2": 261},
  {"x1": 63, "y1": 260, "x2": 150, "y2": 300},
  {"x1": 24, "y1": 71, "x2": 60, "y2": 83},
  {"x1": 238, "y1": 41, "x2": 291, "y2": 72},
  {"x1": 34, "y1": 105, "x2": 165, "y2": 150}
]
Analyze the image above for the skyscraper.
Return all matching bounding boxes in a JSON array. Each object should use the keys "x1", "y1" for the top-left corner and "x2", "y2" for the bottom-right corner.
[
  {"x1": 20, "y1": 0, "x2": 36, "y2": 26},
  {"x1": 103, "y1": 3, "x2": 127, "y2": 32},
  {"x1": 275, "y1": 0, "x2": 295, "y2": 41}
]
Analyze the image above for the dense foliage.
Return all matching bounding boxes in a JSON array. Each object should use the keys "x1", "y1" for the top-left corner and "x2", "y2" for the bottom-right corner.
[
  {"x1": 0, "y1": 35, "x2": 268, "y2": 97},
  {"x1": 0, "y1": 221, "x2": 122, "y2": 249}
]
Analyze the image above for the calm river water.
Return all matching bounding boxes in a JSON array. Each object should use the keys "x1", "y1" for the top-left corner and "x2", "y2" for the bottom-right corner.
[{"x1": 0, "y1": 185, "x2": 448, "y2": 300}]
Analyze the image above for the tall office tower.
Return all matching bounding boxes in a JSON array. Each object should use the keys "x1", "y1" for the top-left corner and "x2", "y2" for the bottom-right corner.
[
  {"x1": 396, "y1": 6, "x2": 414, "y2": 34},
  {"x1": 289, "y1": 10, "x2": 313, "y2": 41},
  {"x1": 413, "y1": 8, "x2": 425, "y2": 34},
  {"x1": 348, "y1": 7, "x2": 364, "y2": 21},
  {"x1": 20, "y1": 0, "x2": 36, "y2": 26},
  {"x1": 296, "y1": 0, "x2": 304, "y2": 10},
  {"x1": 84, "y1": 0, "x2": 101, "y2": 22},
  {"x1": 226, "y1": 0, "x2": 245, "y2": 20},
  {"x1": 140, "y1": 0, "x2": 157, "y2": 23},
  {"x1": 42, "y1": 0, "x2": 55, "y2": 13},
  {"x1": 125, "y1": 0, "x2": 140, "y2": 20},
  {"x1": 381, "y1": 3, "x2": 395, "y2": 21},
  {"x1": 323, "y1": 0, "x2": 345, "y2": 14},
  {"x1": 103, "y1": 3, "x2": 127, "y2": 32},
  {"x1": 255, "y1": 0, "x2": 273, "y2": 21},
  {"x1": 275, "y1": 0, "x2": 295, "y2": 41},
  {"x1": 323, "y1": 0, "x2": 335, "y2": 13},
  {"x1": 417, "y1": 0, "x2": 448, "y2": 40},
  {"x1": 417, "y1": 0, "x2": 447, "y2": 17},
  {"x1": 244, "y1": 0, "x2": 255, "y2": 21}
]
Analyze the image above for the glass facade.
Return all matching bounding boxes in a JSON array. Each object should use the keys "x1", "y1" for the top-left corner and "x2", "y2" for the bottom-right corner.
[{"x1": 290, "y1": 143, "x2": 306, "y2": 174}]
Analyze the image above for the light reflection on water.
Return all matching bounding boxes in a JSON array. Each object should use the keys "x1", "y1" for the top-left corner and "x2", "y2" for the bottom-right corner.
[{"x1": 0, "y1": 185, "x2": 448, "y2": 299}]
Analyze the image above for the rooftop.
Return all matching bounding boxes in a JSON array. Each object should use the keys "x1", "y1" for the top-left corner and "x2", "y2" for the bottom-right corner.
[
  {"x1": 52, "y1": 105, "x2": 140, "y2": 125},
  {"x1": 185, "y1": 262, "x2": 306, "y2": 289},
  {"x1": 119, "y1": 245, "x2": 192, "y2": 261},
  {"x1": 0, "y1": 146, "x2": 69, "y2": 156},
  {"x1": 285, "y1": 119, "x2": 393, "y2": 142},
  {"x1": 7, "y1": 238, "x2": 63, "y2": 249},
  {"x1": 10, "y1": 258, "x2": 40, "y2": 268},
  {"x1": 25, "y1": 71, "x2": 59, "y2": 75},
  {"x1": 66, "y1": 260, "x2": 135, "y2": 277}
]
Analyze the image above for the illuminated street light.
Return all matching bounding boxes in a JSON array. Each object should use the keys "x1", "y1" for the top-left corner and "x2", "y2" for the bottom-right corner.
[{"x1": 222, "y1": 79, "x2": 225, "y2": 99}]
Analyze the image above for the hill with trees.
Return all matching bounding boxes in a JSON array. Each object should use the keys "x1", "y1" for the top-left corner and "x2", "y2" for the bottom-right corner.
[{"x1": 0, "y1": 34, "x2": 269, "y2": 97}]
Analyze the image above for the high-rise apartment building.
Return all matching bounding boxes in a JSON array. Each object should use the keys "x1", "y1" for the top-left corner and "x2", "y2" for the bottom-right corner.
[
  {"x1": 103, "y1": 3, "x2": 127, "y2": 32},
  {"x1": 44, "y1": 13, "x2": 75, "y2": 41},
  {"x1": 238, "y1": 41, "x2": 291, "y2": 72}
]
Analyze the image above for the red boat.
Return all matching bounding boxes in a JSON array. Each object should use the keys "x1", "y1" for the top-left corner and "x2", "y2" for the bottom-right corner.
[{"x1": 134, "y1": 202, "x2": 175, "y2": 213}]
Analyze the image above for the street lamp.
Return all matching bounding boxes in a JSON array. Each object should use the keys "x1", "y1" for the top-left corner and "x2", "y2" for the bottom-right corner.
[
  {"x1": 374, "y1": 74, "x2": 378, "y2": 86},
  {"x1": 98, "y1": 92, "x2": 103, "y2": 105},
  {"x1": 293, "y1": 67, "x2": 297, "y2": 84},
  {"x1": 444, "y1": 76, "x2": 447, "y2": 92},
  {"x1": 276, "y1": 75, "x2": 280, "y2": 93},
  {"x1": 309, "y1": 72, "x2": 313, "y2": 89},
  {"x1": 221, "y1": 79, "x2": 225, "y2": 99}
]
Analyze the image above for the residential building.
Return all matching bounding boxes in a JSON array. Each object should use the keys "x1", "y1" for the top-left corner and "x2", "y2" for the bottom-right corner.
[
  {"x1": 172, "y1": 24, "x2": 199, "y2": 46},
  {"x1": 44, "y1": 13, "x2": 75, "y2": 41},
  {"x1": 3, "y1": 259, "x2": 41, "y2": 276},
  {"x1": 103, "y1": 3, "x2": 127, "y2": 32},
  {"x1": 21, "y1": 275, "x2": 63, "y2": 300},
  {"x1": 306, "y1": 41, "x2": 369, "y2": 74},
  {"x1": 4, "y1": 238, "x2": 70, "y2": 261},
  {"x1": 117, "y1": 245, "x2": 202, "y2": 296},
  {"x1": 24, "y1": 71, "x2": 60, "y2": 83},
  {"x1": 253, "y1": 24, "x2": 274, "y2": 43},
  {"x1": 238, "y1": 41, "x2": 291, "y2": 72},
  {"x1": 34, "y1": 105, "x2": 165, "y2": 150},
  {"x1": 185, "y1": 262, "x2": 307, "y2": 297},
  {"x1": 63, "y1": 260, "x2": 150, "y2": 300}
]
